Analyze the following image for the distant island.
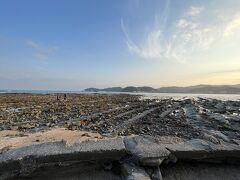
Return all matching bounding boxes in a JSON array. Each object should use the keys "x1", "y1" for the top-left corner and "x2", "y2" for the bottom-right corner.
[{"x1": 84, "y1": 84, "x2": 240, "y2": 94}]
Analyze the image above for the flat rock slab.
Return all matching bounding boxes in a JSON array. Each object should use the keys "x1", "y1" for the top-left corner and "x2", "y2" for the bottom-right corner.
[
  {"x1": 1, "y1": 135, "x2": 240, "y2": 179},
  {"x1": 0, "y1": 137, "x2": 126, "y2": 163},
  {"x1": 0, "y1": 138, "x2": 127, "y2": 179},
  {"x1": 166, "y1": 139, "x2": 240, "y2": 161},
  {"x1": 124, "y1": 136, "x2": 171, "y2": 166}
]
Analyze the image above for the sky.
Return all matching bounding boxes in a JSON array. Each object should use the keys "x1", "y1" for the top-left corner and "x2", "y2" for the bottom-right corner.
[{"x1": 0, "y1": 0, "x2": 240, "y2": 90}]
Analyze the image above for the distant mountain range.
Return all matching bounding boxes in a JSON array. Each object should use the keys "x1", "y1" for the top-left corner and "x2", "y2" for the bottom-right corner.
[{"x1": 84, "y1": 84, "x2": 240, "y2": 94}]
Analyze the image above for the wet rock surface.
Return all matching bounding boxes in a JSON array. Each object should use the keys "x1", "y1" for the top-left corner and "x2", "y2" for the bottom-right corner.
[{"x1": 0, "y1": 93, "x2": 239, "y2": 143}]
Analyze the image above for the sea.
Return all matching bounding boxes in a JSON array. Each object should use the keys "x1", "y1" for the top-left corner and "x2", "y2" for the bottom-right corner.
[{"x1": 135, "y1": 92, "x2": 240, "y2": 101}]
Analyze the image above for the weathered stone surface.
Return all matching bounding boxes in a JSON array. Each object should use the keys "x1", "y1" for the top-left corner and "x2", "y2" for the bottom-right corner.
[
  {"x1": 124, "y1": 136, "x2": 170, "y2": 166},
  {"x1": 0, "y1": 138, "x2": 127, "y2": 179},
  {"x1": 1, "y1": 94, "x2": 240, "y2": 143},
  {"x1": 0, "y1": 135, "x2": 240, "y2": 179},
  {"x1": 166, "y1": 139, "x2": 240, "y2": 161},
  {"x1": 0, "y1": 137, "x2": 126, "y2": 162},
  {"x1": 121, "y1": 163, "x2": 151, "y2": 180}
]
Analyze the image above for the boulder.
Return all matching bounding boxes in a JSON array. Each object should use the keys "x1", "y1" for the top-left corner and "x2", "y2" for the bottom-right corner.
[
  {"x1": 124, "y1": 136, "x2": 170, "y2": 166},
  {"x1": 121, "y1": 163, "x2": 151, "y2": 180}
]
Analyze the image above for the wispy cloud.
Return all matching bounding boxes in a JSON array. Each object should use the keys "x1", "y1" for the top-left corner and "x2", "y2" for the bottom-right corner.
[
  {"x1": 187, "y1": 6, "x2": 204, "y2": 17},
  {"x1": 121, "y1": 19, "x2": 140, "y2": 56},
  {"x1": 122, "y1": 2, "x2": 240, "y2": 62},
  {"x1": 176, "y1": 19, "x2": 198, "y2": 29},
  {"x1": 26, "y1": 40, "x2": 58, "y2": 61},
  {"x1": 121, "y1": 19, "x2": 165, "y2": 60},
  {"x1": 26, "y1": 40, "x2": 40, "y2": 49},
  {"x1": 224, "y1": 15, "x2": 240, "y2": 37},
  {"x1": 121, "y1": 0, "x2": 171, "y2": 60}
]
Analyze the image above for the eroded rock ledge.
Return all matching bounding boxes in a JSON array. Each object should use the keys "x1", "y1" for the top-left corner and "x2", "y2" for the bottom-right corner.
[{"x1": 0, "y1": 134, "x2": 240, "y2": 180}]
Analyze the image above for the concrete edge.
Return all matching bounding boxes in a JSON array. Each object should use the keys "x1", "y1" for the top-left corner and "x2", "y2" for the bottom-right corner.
[{"x1": 0, "y1": 136, "x2": 240, "y2": 179}]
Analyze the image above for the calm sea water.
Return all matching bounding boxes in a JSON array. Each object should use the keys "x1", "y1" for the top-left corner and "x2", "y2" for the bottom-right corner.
[
  {"x1": 93, "y1": 92, "x2": 240, "y2": 101},
  {"x1": 136, "y1": 92, "x2": 240, "y2": 101}
]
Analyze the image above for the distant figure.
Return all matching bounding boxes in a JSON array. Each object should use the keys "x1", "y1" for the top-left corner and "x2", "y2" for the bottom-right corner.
[
  {"x1": 57, "y1": 95, "x2": 59, "y2": 101},
  {"x1": 64, "y1": 94, "x2": 67, "y2": 100}
]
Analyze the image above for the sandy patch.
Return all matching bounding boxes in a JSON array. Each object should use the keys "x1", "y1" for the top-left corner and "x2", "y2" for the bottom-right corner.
[{"x1": 0, "y1": 128, "x2": 102, "y2": 152}]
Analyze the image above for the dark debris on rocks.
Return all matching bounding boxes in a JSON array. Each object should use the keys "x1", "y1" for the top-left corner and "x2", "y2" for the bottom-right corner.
[{"x1": 0, "y1": 93, "x2": 239, "y2": 144}]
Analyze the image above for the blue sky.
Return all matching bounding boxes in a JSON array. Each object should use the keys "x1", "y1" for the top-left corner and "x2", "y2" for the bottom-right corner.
[{"x1": 0, "y1": 0, "x2": 240, "y2": 90}]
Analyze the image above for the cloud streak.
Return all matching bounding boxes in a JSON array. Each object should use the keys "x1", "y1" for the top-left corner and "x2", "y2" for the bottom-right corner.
[
  {"x1": 121, "y1": 0, "x2": 171, "y2": 60},
  {"x1": 26, "y1": 40, "x2": 58, "y2": 61},
  {"x1": 187, "y1": 6, "x2": 204, "y2": 17},
  {"x1": 122, "y1": 2, "x2": 240, "y2": 62}
]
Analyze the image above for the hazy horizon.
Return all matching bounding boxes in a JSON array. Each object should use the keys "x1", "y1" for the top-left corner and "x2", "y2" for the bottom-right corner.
[
  {"x1": 1, "y1": 83, "x2": 240, "y2": 92},
  {"x1": 1, "y1": 0, "x2": 240, "y2": 90}
]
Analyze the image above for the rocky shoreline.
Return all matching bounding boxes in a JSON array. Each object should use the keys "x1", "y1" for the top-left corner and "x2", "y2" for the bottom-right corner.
[
  {"x1": 0, "y1": 93, "x2": 239, "y2": 142},
  {"x1": 0, "y1": 93, "x2": 240, "y2": 179}
]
